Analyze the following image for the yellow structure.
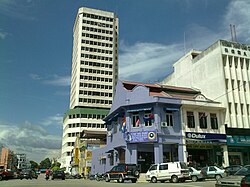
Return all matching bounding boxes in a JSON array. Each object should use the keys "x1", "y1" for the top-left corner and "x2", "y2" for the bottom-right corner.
[{"x1": 71, "y1": 130, "x2": 106, "y2": 177}]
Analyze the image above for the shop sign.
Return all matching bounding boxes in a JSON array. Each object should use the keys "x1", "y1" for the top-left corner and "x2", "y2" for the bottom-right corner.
[
  {"x1": 186, "y1": 132, "x2": 227, "y2": 144},
  {"x1": 86, "y1": 160, "x2": 92, "y2": 167},
  {"x1": 126, "y1": 131, "x2": 158, "y2": 143},
  {"x1": 87, "y1": 144, "x2": 100, "y2": 150},
  {"x1": 227, "y1": 135, "x2": 250, "y2": 146}
]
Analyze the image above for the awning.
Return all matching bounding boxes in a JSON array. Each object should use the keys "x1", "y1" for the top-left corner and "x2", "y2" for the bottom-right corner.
[
  {"x1": 106, "y1": 113, "x2": 119, "y2": 122},
  {"x1": 114, "y1": 146, "x2": 126, "y2": 150},
  {"x1": 127, "y1": 108, "x2": 152, "y2": 113},
  {"x1": 99, "y1": 155, "x2": 107, "y2": 160},
  {"x1": 164, "y1": 107, "x2": 179, "y2": 111},
  {"x1": 105, "y1": 149, "x2": 114, "y2": 153}
]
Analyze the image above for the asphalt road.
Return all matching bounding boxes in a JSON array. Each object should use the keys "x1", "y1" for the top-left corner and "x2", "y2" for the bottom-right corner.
[{"x1": 0, "y1": 174, "x2": 217, "y2": 187}]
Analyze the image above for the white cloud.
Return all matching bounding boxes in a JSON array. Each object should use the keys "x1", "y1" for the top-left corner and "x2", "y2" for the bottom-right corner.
[
  {"x1": 30, "y1": 73, "x2": 71, "y2": 87},
  {"x1": 43, "y1": 75, "x2": 71, "y2": 87},
  {"x1": 30, "y1": 73, "x2": 42, "y2": 80},
  {"x1": 0, "y1": 0, "x2": 36, "y2": 21},
  {"x1": 40, "y1": 114, "x2": 63, "y2": 127},
  {"x1": 119, "y1": 1, "x2": 250, "y2": 82},
  {"x1": 223, "y1": 1, "x2": 250, "y2": 43},
  {"x1": 0, "y1": 121, "x2": 61, "y2": 162},
  {"x1": 119, "y1": 42, "x2": 183, "y2": 82},
  {"x1": 0, "y1": 31, "x2": 8, "y2": 39}
]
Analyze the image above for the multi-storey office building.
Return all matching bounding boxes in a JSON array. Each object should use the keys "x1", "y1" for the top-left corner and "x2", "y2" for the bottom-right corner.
[
  {"x1": 61, "y1": 7, "x2": 119, "y2": 172},
  {"x1": 161, "y1": 40, "x2": 250, "y2": 165}
]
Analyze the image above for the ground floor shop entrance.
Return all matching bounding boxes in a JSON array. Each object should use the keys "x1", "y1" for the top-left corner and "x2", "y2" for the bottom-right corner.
[
  {"x1": 136, "y1": 143, "x2": 180, "y2": 172},
  {"x1": 187, "y1": 144, "x2": 223, "y2": 168},
  {"x1": 228, "y1": 147, "x2": 250, "y2": 165}
]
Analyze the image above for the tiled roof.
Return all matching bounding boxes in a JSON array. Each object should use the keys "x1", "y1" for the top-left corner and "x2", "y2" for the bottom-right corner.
[{"x1": 122, "y1": 80, "x2": 200, "y2": 100}]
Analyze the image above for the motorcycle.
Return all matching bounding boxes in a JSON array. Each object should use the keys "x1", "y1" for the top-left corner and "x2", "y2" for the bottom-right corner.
[
  {"x1": 96, "y1": 173, "x2": 105, "y2": 181},
  {"x1": 45, "y1": 174, "x2": 49, "y2": 180}
]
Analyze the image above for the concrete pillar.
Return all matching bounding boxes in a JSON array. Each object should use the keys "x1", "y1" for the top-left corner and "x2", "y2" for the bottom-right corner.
[
  {"x1": 154, "y1": 143, "x2": 163, "y2": 164},
  {"x1": 125, "y1": 144, "x2": 137, "y2": 164},
  {"x1": 178, "y1": 143, "x2": 186, "y2": 162},
  {"x1": 222, "y1": 145, "x2": 229, "y2": 167}
]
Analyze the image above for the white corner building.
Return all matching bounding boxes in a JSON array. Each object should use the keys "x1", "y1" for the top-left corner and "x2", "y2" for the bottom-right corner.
[
  {"x1": 162, "y1": 40, "x2": 250, "y2": 165},
  {"x1": 61, "y1": 7, "x2": 119, "y2": 172}
]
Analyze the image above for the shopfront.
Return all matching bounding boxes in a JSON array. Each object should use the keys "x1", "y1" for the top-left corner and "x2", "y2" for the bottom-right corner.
[
  {"x1": 186, "y1": 132, "x2": 227, "y2": 168},
  {"x1": 227, "y1": 135, "x2": 250, "y2": 165}
]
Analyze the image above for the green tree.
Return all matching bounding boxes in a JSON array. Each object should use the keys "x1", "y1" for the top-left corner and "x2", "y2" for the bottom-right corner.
[
  {"x1": 51, "y1": 161, "x2": 61, "y2": 171},
  {"x1": 30, "y1": 160, "x2": 39, "y2": 170},
  {"x1": 39, "y1": 158, "x2": 51, "y2": 169}
]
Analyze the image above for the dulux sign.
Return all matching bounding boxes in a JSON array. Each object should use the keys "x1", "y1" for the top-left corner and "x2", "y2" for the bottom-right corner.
[{"x1": 186, "y1": 132, "x2": 226, "y2": 141}]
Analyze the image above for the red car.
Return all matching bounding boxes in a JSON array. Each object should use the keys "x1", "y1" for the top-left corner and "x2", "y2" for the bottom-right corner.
[
  {"x1": 0, "y1": 169, "x2": 14, "y2": 180},
  {"x1": 241, "y1": 174, "x2": 250, "y2": 187}
]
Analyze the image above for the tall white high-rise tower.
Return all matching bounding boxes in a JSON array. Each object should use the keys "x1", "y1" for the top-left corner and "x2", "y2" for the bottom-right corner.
[{"x1": 61, "y1": 7, "x2": 119, "y2": 171}]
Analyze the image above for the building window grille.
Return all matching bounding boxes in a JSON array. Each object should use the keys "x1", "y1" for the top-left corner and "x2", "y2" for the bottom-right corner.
[
  {"x1": 187, "y1": 111, "x2": 195, "y2": 128},
  {"x1": 132, "y1": 113, "x2": 140, "y2": 127},
  {"x1": 199, "y1": 112, "x2": 207, "y2": 129},
  {"x1": 144, "y1": 112, "x2": 153, "y2": 127},
  {"x1": 210, "y1": 113, "x2": 218, "y2": 129},
  {"x1": 166, "y1": 111, "x2": 174, "y2": 126}
]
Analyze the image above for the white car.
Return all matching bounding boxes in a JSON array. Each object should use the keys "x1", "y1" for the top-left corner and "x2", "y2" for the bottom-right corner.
[{"x1": 145, "y1": 161, "x2": 189, "y2": 183}]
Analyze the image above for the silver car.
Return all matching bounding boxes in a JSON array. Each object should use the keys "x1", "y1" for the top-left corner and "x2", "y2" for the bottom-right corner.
[
  {"x1": 201, "y1": 166, "x2": 226, "y2": 180},
  {"x1": 215, "y1": 165, "x2": 250, "y2": 187},
  {"x1": 188, "y1": 167, "x2": 204, "y2": 182}
]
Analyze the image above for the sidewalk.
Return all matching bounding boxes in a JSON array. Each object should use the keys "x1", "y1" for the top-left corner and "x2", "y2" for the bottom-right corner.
[{"x1": 138, "y1": 173, "x2": 147, "y2": 183}]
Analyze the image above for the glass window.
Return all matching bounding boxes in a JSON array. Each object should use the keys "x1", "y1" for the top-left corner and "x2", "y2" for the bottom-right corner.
[
  {"x1": 210, "y1": 113, "x2": 218, "y2": 129},
  {"x1": 144, "y1": 112, "x2": 153, "y2": 127},
  {"x1": 132, "y1": 114, "x2": 140, "y2": 128},
  {"x1": 159, "y1": 164, "x2": 168, "y2": 170},
  {"x1": 149, "y1": 165, "x2": 157, "y2": 171},
  {"x1": 166, "y1": 111, "x2": 173, "y2": 126},
  {"x1": 199, "y1": 112, "x2": 207, "y2": 129},
  {"x1": 187, "y1": 111, "x2": 195, "y2": 128}
]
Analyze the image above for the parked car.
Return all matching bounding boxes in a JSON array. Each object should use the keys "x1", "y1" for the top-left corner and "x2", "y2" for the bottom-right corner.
[
  {"x1": 145, "y1": 161, "x2": 189, "y2": 183},
  {"x1": 65, "y1": 173, "x2": 82, "y2": 179},
  {"x1": 215, "y1": 165, "x2": 250, "y2": 187},
  {"x1": 224, "y1": 165, "x2": 243, "y2": 176},
  {"x1": 105, "y1": 163, "x2": 140, "y2": 183},
  {"x1": 51, "y1": 170, "x2": 65, "y2": 180},
  {"x1": 188, "y1": 167, "x2": 204, "y2": 182},
  {"x1": 0, "y1": 169, "x2": 14, "y2": 180},
  {"x1": 241, "y1": 174, "x2": 250, "y2": 187},
  {"x1": 201, "y1": 166, "x2": 226, "y2": 180},
  {"x1": 20, "y1": 169, "x2": 34, "y2": 180}
]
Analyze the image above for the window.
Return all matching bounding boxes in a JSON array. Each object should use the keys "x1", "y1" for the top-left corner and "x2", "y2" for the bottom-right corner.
[
  {"x1": 144, "y1": 112, "x2": 153, "y2": 127},
  {"x1": 187, "y1": 111, "x2": 195, "y2": 128},
  {"x1": 166, "y1": 111, "x2": 173, "y2": 126},
  {"x1": 132, "y1": 113, "x2": 140, "y2": 127},
  {"x1": 199, "y1": 112, "x2": 207, "y2": 129},
  {"x1": 159, "y1": 164, "x2": 168, "y2": 170},
  {"x1": 225, "y1": 79, "x2": 229, "y2": 90},
  {"x1": 210, "y1": 113, "x2": 218, "y2": 129},
  {"x1": 235, "y1": 103, "x2": 238, "y2": 115},
  {"x1": 247, "y1": 104, "x2": 250, "y2": 115},
  {"x1": 241, "y1": 104, "x2": 244, "y2": 115},
  {"x1": 209, "y1": 166, "x2": 216, "y2": 172},
  {"x1": 229, "y1": 102, "x2": 232, "y2": 114},
  {"x1": 149, "y1": 165, "x2": 157, "y2": 171}
]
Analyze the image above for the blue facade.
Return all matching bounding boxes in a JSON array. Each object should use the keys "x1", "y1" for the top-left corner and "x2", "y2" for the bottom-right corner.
[{"x1": 91, "y1": 80, "x2": 185, "y2": 174}]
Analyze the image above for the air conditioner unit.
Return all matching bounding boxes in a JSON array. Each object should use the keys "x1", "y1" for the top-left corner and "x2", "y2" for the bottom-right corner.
[{"x1": 161, "y1": 122, "x2": 168, "y2": 127}]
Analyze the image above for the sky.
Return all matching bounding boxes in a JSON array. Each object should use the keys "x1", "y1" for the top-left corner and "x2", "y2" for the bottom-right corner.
[{"x1": 1, "y1": 0, "x2": 250, "y2": 163}]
